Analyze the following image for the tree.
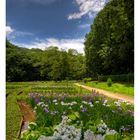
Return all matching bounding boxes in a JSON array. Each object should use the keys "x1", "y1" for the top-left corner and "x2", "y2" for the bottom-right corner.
[
  {"x1": 84, "y1": 0, "x2": 134, "y2": 77},
  {"x1": 6, "y1": 41, "x2": 86, "y2": 81}
]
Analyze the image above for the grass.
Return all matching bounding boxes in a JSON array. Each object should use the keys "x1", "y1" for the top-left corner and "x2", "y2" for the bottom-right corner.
[
  {"x1": 6, "y1": 81, "x2": 91, "y2": 96},
  {"x1": 6, "y1": 93, "x2": 22, "y2": 140},
  {"x1": 80, "y1": 81, "x2": 134, "y2": 96}
]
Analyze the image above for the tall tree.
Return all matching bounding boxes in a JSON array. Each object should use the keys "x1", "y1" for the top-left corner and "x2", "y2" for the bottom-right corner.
[{"x1": 84, "y1": 0, "x2": 134, "y2": 77}]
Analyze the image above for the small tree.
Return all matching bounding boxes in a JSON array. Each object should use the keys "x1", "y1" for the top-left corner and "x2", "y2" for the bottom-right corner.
[{"x1": 107, "y1": 78, "x2": 112, "y2": 87}]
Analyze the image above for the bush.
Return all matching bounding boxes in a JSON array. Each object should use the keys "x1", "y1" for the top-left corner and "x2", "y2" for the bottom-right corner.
[
  {"x1": 95, "y1": 81, "x2": 98, "y2": 85},
  {"x1": 107, "y1": 78, "x2": 112, "y2": 87},
  {"x1": 83, "y1": 78, "x2": 92, "y2": 83},
  {"x1": 98, "y1": 74, "x2": 134, "y2": 82}
]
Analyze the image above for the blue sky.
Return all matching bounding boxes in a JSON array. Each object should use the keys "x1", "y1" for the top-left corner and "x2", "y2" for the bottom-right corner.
[{"x1": 6, "y1": 0, "x2": 107, "y2": 53}]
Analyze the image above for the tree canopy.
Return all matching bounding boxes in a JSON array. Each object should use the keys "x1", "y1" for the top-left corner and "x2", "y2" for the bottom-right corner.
[
  {"x1": 6, "y1": 41, "x2": 86, "y2": 81},
  {"x1": 84, "y1": 0, "x2": 134, "y2": 77}
]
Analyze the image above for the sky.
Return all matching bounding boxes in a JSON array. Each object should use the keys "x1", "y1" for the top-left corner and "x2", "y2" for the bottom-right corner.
[{"x1": 6, "y1": 0, "x2": 107, "y2": 53}]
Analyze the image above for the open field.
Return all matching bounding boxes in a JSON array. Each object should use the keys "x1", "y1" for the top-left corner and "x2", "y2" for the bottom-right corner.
[{"x1": 6, "y1": 81, "x2": 134, "y2": 140}]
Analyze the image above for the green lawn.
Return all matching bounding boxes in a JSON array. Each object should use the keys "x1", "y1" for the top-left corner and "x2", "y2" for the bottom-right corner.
[{"x1": 80, "y1": 81, "x2": 134, "y2": 96}]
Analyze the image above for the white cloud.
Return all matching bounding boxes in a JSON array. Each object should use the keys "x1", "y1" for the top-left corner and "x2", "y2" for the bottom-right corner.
[
  {"x1": 14, "y1": 38, "x2": 85, "y2": 54},
  {"x1": 6, "y1": 25, "x2": 33, "y2": 40},
  {"x1": 78, "y1": 23, "x2": 90, "y2": 28},
  {"x1": 68, "y1": 0, "x2": 106, "y2": 20},
  {"x1": 14, "y1": 31, "x2": 33, "y2": 36},
  {"x1": 6, "y1": 26, "x2": 14, "y2": 35}
]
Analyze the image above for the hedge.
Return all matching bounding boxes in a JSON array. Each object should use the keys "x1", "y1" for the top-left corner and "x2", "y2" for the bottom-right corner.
[
  {"x1": 98, "y1": 74, "x2": 134, "y2": 82},
  {"x1": 83, "y1": 77, "x2": 93, "y2": 83},
  {"x1": 6, "y1": 93, "x2": 22, "y2": 140}
]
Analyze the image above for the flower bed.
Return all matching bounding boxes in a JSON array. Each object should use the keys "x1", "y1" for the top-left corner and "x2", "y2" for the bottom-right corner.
[
  {"x1": 32, "y1": 86, "x2": 75, "y2": 90},
  {"x1": 20, "y1": 92, "x2": 134, "y2": 140},
  {"x1": 30, "y1": 85, "x2": 85, "y2": 94}
]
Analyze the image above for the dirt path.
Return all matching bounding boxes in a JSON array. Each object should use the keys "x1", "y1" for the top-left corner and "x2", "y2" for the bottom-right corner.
[
  {"x1": 74, "y1": 83, "x2": 134, "y2": 104},
  {"x1": 18, "y1": 100, "x2": 35, "y2": 122},
  {"x1": 17, "y1": 100, "x2": 35, "y2": 133}
]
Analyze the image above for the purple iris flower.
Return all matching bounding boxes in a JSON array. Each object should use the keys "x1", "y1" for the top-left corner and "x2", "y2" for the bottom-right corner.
[
  {"x1": 35, "y1": 98, "x2": 40, "y2": 103},
  {"x1": 128, "y1": 110, "x2": 132, "y2": 113},
  {"x1": 81, "y1": 107, "x2": 87, "y2": 112},
  {"x1": 103, "y1": 99, "x2": 108, "y2": 103},
  {"x1": 131, "y1": 111, "x2": 134, "y2": 117},
  {"x1": 124, "y1": 127, "x2": 129, "y2": 131},
  {"x1": 118, "y1": 107, "x2": 123, "y2": 111},
  {"x1": 93, "y1": 91, "x2": 97, "y2": 97},
  {"x1": 29, "y1": 93, "x2": 36, "y2": 98},
  {"x1": 44, "y1": 107, "x2": 49, "y2": 113},
  {"x1": 128, "y1": 110, "x2": 134, "y2": 117},
  {"x1": 61, "y1": 97, "x2": 65, "y2": 101}
]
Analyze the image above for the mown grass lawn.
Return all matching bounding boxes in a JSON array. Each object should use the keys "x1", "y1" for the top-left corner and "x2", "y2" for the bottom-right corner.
[{"x1": 80, "y1": 81, "x2": 134, "y2": 97}]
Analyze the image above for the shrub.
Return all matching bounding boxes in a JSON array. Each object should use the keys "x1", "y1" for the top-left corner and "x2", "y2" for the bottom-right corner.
[
  {"x1": 107, "y1": 78, "x2": 112, "y2": 87},
  {"x1": 95, "y1": 81, "x2": 98, "y2": 85},
  {"x1": 98, "y1": 74, "x2": 134, "y2": 82},
  {"x1": 83, "y1": 78, "x2": 92, "y2": 83}
]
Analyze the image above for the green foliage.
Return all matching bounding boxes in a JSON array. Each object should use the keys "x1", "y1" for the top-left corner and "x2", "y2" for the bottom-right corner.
[
  {"x1": 107, "y1": 78, "x2": 112, "y2": 87},
  {"x1": 26, "y1": 93, "x2": 134, "y2": 139},
  {"x1": 84, "y1": 120, "x2": 96, "y2": 132},
  {"x1": 95, "y1": 81, "x2": 98, "y2": 85},
  {"x1": 105, "y1": 133, "x2": 121, "y2": 140},
  {"x1": 29, "y1": 93, "x2": 134, "y2": 132},
  {"x1": 19, "y1": 123, "x2": 53, "y2": 140},
  {"x1": 6, "y1": 41, "x2": 86, "y2": 82},
  {"x1": 84, "y1": 0, "x2": 134, "y2": 76},
  {"x1": 83, "y1": 77, "x2": 92, "y2": 83},
  {"x1": 98, "y1": 74, "x2": 134, "y2": 82},
  {"x1": 6, "y1": 94, "x2": 22, "y2": 140},
  {"x1": 68, "y1": 112, "x2": 80, "y2": 121},
  {"x1": 28, "y1": 122, "x2": 37, "y2": 130}
]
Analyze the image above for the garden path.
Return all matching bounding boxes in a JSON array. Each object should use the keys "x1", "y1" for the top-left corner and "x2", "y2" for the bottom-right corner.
[
  {"x1": 74, "y1": 83, "x2": 134, "y2": 104},
  {"x1": 18, "y1": 100, "x2": 35, "y2": 122},
  {"x1": 17, "y1": 100, "x2": 35, "y2": 133}
]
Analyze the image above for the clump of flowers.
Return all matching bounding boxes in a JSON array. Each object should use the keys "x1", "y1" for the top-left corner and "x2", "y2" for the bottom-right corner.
[
  {"x1": 97, "y1": 120, "x2": 117, "y2": 135},
  {"x1": 97, "y1": 120, "x2": 108, "y2": 134},
  {"x1": 84, "y1": 129, "x2": 104, "y2": 140},
  {"x1": 26, "y1": 93, "x2": 134, "y2": 140},
  {"x1": 38, "y1": 116, "x2": 81, "y2": 140},
  {"x1": 84, "y1": 120, "x2": 117, "y2": 140}
]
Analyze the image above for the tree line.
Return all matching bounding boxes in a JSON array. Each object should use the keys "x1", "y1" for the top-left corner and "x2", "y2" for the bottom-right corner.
[{"x1": 6, "y1": 41, "x2": 86, "y2": 81}]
